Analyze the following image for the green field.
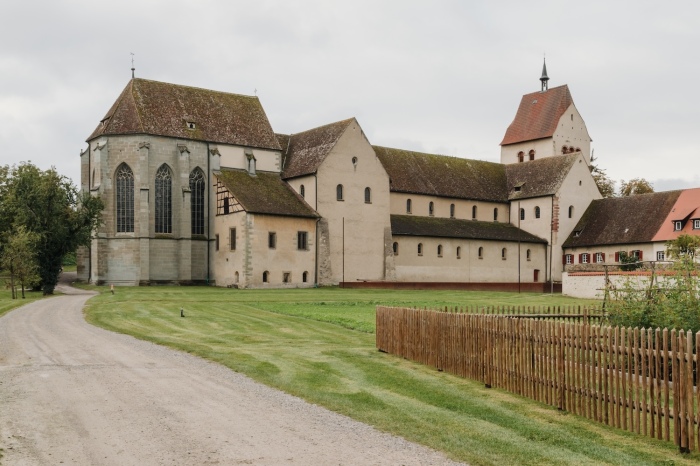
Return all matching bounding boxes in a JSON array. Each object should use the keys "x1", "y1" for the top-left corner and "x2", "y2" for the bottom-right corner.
[
  {"x1": 0, "y1": 284, "x2": 43, "y2": 318},
  {"x1": 83, "y1": 286, "x2": 697, "y2": 465}
]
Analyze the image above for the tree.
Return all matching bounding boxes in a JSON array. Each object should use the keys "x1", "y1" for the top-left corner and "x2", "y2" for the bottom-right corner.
[
  {"x1": 589, "y1": 154, "x2": 616, "y2": 198},
  {"x1": 666, "y1": 233, "x2": 700, "y2": 260},
  {"x1": 619, "y1": 178, "x2": 654, "y2": 197},
  {"x1": 0, "y1": 163, "x2": 104, "y2": 294},
  {"x1": 607, "y1": 235, "x2": 700, "y2": 333},
  {"x1": 0, "y1": 225, "x2": 40, "y2": 298}
]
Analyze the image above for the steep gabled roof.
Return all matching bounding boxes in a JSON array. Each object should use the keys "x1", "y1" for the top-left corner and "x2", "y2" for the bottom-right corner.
[
  {"x1": 653, "y1": 188, "x2": 700, "y2": 241},
  {"x1": 375, "y1": 146, "x2": 508, "y2": 202},
  {"x1": 88, "y1": 79, "x2": 281, "y2": 150},
  {"x1": 500, "y1": 84, "x2": 574, "y2": 146},
  {"x1": 280, "y1": 118, "x2": 355, "y2": 179},
  {"x1": 215, "y1": 169, "x2": 318, "y2": 219},
  {"x1": 391, "y1": 215, "x2": 547, "y2": 243},
  {"x1": 505, "y1": 153, "x2": 579, "y2": 200},
  {"x1": 562, "y1": 191, "x2": 682, "y2": 248}
]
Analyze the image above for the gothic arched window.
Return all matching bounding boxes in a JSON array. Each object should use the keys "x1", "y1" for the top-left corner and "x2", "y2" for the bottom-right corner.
[
  {"x1": 336, "y1": 184, "x2": 344, "y2": 201},
  {"x1": 155, "y1": 164, "x2": 172, "y2": 233},
  {"x1": 116, "y1": 163, "x2": 134, "y2": 233},
  {"x1": 189, "y1": 168, "x2": 205, "y2": 235}
]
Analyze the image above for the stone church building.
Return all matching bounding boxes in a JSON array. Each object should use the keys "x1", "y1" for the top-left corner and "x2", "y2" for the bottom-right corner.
[{"x1": 78, "y1": 65, "x2": 603, "y2": 288}]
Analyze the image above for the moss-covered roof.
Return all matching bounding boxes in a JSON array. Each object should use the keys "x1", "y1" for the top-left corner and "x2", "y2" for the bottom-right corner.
[
  {"x1": 562, "y1": 191, "x2": 682, "y2": 248},
  {"x1": 391, "y1": 215, "x2": 547, "y2": 243},
  {"x1": 375, "y1": 146, "x2": 508, "y2": 202},
  {"x1": 215, "y1": 169, "x2": 319, "y2": 219},
  {"x1": 281, "y1": 119, "x2": 354, "y2": 179},
  {"x1": 88, "y1": 79, "x2": 281, "y2": 150},
  {"x1": 505, "y1": 153, "x2": 579, "y2": 200}
]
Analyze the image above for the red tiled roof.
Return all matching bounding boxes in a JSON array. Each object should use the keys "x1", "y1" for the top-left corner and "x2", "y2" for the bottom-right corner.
[
  {"x1": 281, "y1": 119, "x2": 355, "y2": 179},
  {"x1": 500, "y1": 85, "x2": 574, "y2": 146},
  {"x1": 88, "y1": 79, "x2": 280, "y2": 150},
  {"x1": 652, "y1": 187, "x2": 700, "y2": 241}
]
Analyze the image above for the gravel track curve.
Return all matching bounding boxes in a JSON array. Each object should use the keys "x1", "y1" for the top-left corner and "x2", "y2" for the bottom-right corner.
[{"x1": 0, "y1": 275, "x2": 463, "y2": 465}]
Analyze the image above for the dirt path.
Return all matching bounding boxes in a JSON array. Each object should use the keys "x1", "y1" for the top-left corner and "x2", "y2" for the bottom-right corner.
[{"x1": 0, "y1": 275, "x2": 462, "y2": 465}]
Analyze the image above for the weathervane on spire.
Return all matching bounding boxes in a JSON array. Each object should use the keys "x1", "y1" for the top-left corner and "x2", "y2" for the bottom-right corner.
[
  {"x1": 131, "y1": 53, "x2": 135, "y2": 79},
  {"x1": 540, "y1": 55, "x2": 549, "y2": 92}
]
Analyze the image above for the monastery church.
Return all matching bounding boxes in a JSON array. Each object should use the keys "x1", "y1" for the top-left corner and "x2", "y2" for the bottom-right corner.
[{"x1": 80, "y1": 64, "x2": 679, "y2": 289}]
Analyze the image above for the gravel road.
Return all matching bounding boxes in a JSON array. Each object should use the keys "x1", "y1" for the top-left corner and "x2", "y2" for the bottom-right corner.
[{"x1": 0, "y1": 275, "x2": 463, "y2": 465}]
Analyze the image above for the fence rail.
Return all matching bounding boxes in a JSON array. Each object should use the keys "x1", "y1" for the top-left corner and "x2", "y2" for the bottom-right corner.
[
  {"x1": 376, "y1": 306, "x2": 699, "y2": 452},
  {"x1": 404, "y1": 304, "x2": 605, "y2": 324}
]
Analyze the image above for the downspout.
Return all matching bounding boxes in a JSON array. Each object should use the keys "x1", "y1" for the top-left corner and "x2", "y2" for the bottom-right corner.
[
  {"x1": 207, "y1": 142, "x2": 211, "y2": 285},
  {"x1": 517, "y1": 200, "x2": 521, "y2": 294},
  {"x1": 550, "y1": 194, "x2": 554, "y2": 293},
  {"x1": 315, "y1": 173, "x2": 319, "y2": 285},
  {"x1": 314, "y1": 217, "x2": 320, "y2": 286},
  {"x1": 87, "y1": 143, "x2": 92, "y2": 283}
]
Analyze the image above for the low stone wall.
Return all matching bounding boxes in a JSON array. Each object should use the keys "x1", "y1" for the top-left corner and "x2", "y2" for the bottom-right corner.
[
  {"x1": 562, "y1": 271, "x2": 689, "y2": 299},
  {"x1": 341, "y1": 281, "x2": 562, "y2": 293}
]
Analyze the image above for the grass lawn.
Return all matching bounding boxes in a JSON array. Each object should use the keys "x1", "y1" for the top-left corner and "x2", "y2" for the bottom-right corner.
[
  {"x1": 0, "y1": 285, "x2": 44, "y2": 319},
  {"x1": 83, "y1": 286, "x2": 696, "y2": 465}
]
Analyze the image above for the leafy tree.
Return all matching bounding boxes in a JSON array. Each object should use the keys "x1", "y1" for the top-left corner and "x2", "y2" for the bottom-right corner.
[
  {"x1": 666, "y1": 233, "x2": 700, "y2": 260},
  {"x1": 607, "y1": 236, "x2": 700, "y2": 333},
  {"x1": 0, "y1": 163, "x2": 104, "y2": 294},
  {"x1": 0, "y1": 225, "x2": 40, "y2": 298},
  {"x1": 619, "y1": 178, "x2": 654, "y2": 197},
  {"x1": 589, "y1": 154, "x2": 616, "y2": 198}
]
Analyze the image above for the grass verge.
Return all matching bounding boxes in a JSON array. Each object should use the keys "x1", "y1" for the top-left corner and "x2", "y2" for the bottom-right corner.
[
  {"x1": 0, "y1": 288, "x2": 44, "y2": 318},
  {"x1": 84, "y1": 286, "x2": 696, "y2": 465}
]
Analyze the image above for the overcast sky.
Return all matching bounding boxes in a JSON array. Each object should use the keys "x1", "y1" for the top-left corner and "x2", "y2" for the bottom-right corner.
[{"x1": 2, "y1": 0, "x2": 699, "y2": 193}]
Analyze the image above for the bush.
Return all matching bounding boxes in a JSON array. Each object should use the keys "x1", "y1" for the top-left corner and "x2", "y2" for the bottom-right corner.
[{"x1": 607, "y1": 254, "x2": 700, "y2": 333}]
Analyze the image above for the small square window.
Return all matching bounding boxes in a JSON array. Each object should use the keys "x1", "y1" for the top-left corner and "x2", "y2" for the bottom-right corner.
[
  {"x1": 581, "y1": 253, "x2": 588, "y2": 264},
  {"x1": 694, "y1": 219, "x2": 700, "y2": 230},
  {"x1": 283, "y1": 272, "x2": 291, "y2": 283},
  {"x1": 565, "y1": 254, "x2": 573, "y2": 264},
  {"x1": 657, "y1": 251, "x2": 665, "y2": 261},
  {"x1": 674, "y1": 221, "x2": 683, "y2": 231}
]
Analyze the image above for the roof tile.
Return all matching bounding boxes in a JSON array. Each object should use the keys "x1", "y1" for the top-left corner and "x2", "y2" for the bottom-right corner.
[
  {"x1": 505, "y1": 153, "x2": 578, "y2": 200},
  {"x1": 216, "y1": 169, "x2": 318, "y2": 219},
  {"x1": 391, "y1": 215, "x2": 547, "y2": 243},
  {"x1": 500, "y1": 85, "x2": 573, "y2": 146},
  {"x1": 562, "y1": 191, "x2": 682, "y2": 248},
  {"x1": 88, "y1": 79, "x2": 280, "y2": 150},
  {"x1": 375, "y1": 146, "x2": 508, "y2": 202},
  {"x1": 281, "y1": 119, "x2": 354, "y2": 179}
]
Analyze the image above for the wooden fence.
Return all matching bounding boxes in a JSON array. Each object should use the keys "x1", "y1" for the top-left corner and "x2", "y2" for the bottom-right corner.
[
  {"x1": 409, "y1": 304, "x2": 605, "y2": 323},
  {"x1": 376, "y1": 306, "x2": 700, "y2": 452}
]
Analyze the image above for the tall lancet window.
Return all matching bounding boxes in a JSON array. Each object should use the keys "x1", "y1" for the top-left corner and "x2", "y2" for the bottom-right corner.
[
  {"x1": 155, "y1": 164, "x2": 172, "y2": 233},
  {"x1": 116, "y1": 163, "x2": 134, "y2": 233},
  {"x1": 189, "y1": 168, "x2": 205, "y2": 235}
]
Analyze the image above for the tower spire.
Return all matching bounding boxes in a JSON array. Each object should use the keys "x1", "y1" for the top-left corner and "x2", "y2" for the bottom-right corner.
[{"x1": 540, "y1": 57, "x2": 549, "y2": 91}]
